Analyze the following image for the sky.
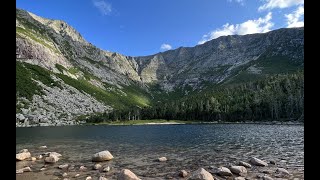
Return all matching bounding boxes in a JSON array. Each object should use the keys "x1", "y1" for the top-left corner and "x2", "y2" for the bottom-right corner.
[{"x1": 16, "y1": 0, "x2": 304, "y2": 56}]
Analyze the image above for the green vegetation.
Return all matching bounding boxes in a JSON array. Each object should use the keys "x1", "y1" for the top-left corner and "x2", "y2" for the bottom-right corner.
[
  {"x1": 55, "y1": 64, "x2": 67, "y2": 73},
  {"x1": 86, "y1": 71, "x2": 304, "y2": 123}
]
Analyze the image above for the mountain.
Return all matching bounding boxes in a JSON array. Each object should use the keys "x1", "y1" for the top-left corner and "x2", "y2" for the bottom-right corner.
[{"x1": 16, "y1": 8, "x2": 304, "y2": 126}]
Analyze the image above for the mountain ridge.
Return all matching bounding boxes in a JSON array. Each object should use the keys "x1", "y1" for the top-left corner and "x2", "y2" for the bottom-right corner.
[{"x1": 16, "y1": 8, "x2": 304, "y2": 126}]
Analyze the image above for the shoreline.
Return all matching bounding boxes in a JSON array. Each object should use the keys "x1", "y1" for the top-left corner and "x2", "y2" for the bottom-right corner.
[{"x1": 16, "y1": 120, "x2": 304, "y2": 128}]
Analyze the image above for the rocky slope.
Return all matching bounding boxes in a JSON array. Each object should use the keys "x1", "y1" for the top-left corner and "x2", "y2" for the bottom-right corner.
[{"x1": 16, "y1": 8, "x2": 304, "y2": 126}]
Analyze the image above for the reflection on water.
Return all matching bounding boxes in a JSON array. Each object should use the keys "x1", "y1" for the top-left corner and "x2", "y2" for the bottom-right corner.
[{"x1": 16, "y1": 124, "x2": 304, "y2": 179}]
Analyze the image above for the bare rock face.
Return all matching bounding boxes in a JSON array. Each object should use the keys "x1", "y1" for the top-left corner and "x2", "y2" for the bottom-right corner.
[
  {"x1": 117, "y1": 169, "x2": 141, "y2": 180},
  {"x1": 92, "y1": 150, "x2": 114, "y2": 162},
  {"x1": 188, "y1": 168, "x2": 214, "y2": 180}
]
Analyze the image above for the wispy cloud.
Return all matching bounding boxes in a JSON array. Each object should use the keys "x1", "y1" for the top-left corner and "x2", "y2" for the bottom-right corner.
[
  {"x1": 93, "y1": 0, "x2": 112, "y2": 15},
  {"x1": 198, "y1": 12, "x2": 273, "y2": 44},
  {"x1": 227, "y1": 0, "x2": 245, "y2": 5},
  {"x1": 160, "y1": 43, "x2": 172, "y2": 51},
  {"x1": 285, "y1": 6, "x2": 304, "y2": 28},
  {"x1": 258, "y1": 0, "x2": 304, "y2": 11}
]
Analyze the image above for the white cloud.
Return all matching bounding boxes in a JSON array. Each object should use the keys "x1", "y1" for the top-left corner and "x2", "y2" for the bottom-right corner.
[
  {"x1": 198, "y1": 12, "x2": 273, "y2": 44},
  {"x1": 285, "y1": 6, "x2": 304, "y2": 28},
  {"x1": 259, "y1": 0, "x2": 304, "y2": 11},
  {"x1": 93, "y1": 0, "x2": 112, "y2": 15},
  {"x1": 160, "y1": 43, "x2": 172, "y2": 51}
]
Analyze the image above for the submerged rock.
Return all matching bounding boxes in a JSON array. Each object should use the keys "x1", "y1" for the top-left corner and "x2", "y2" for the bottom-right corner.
[
  {"x1": 217, "y1": 167, "x2": 233, "y2": 176},
  {"x1": 239, "y1": 161, "x2": 251, "y2": 168},
  {"x1": 230, "y1": 166, "x2": 247, "y2": 176},
  {"x1": 188, "y1": 168, "x2": 214, "y2": 180},
  {"x1": 179, "y1": 170, "x2": 188, "y2": 177},
  {"x1": 250, "y1": 157, "x2": 268, "y2": 166},
  {"x1": 158, "y1": 157, "x2": 167, "y2": 162},
  {"x1": 93, "y1": 163, "x2": 102, "y2": 170},
  {"x1": 92, "y1": 150, "x2": 114, "y2": 162},
  {"x1": 118, "y1": 169, "x2": 141, "y2": 180}
]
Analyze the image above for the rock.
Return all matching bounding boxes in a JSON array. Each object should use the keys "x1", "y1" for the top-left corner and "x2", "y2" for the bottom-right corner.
[
  {"x1": 44, "y1": 152, "x2": 62, "y2": 158},
  {"x1": 40, "y1": 168, "x2": 46, "y2": 171},
  {"x1": 86, "y1": 176, "x2": 92, "y2": 180},
  {"x1": 37, "y1": 155, "x2": 43, "y2": 159},
  {"x1": 103, "y1": 166, "x2": 111, "y2": 172},
  {"x1": 16, "y1": 166, "x2": 32, "y2": 173},
  {"x1": 99, "y1": 177, "x2": 108, "y2": 180},
  {"x1": 16, "y1": 169, "x2": 24, "y2": 174},
  {"x1": 39, "y1": 145, "x2": 47, "y2": 149},
  {"x1": 217, "y1": 167, "x2": 233, "y2": 176},
  {"x1": 80, "y1": 165, "x2": 87, "y2": 171},
  {"x1": 188, "y1": 168, "x2": 214, "y2": 180},
  {"x1": 19, "y1": 149, "x2": 29, "y2": 153},
  {"x1": 74, "y1": 174, "x2": 80, "y2": 177},
  {"x1": 250, "y1": 157, "x2": 268, "y2": 166},
  {"x1": 16, "y1": 151, "x2": 31, "y2": 161},
  {"x1": 239, "y1": 161, "x2": 251, "y2": 168},
  {"x1": 158, "y1": 157, "x2": 167, "y2": 162},
  {"x1": 262, "y1": 170, "x2": 273, "y2": 174},
  {"x1": 58, "y1": 164, "x2": 69, "y2": 169},
  {"x1": 31, "y1": 157, "x2": 36, "y2": 161},
  {"x1": 92, "y1": 150, "x2": 114, "y2": 162},
  {"x1": 275, "y1": 168, "x2": 290, "y2": 177},
  {"x1": 93, "y1": 163, "x2": 102, "y2": 170},
  {"x1": 62, "y1": 172, "x2": 68, "y2": 177},
  {"x1": 269, "y1": 160, "x2": 276, "y2": 165},
  {"x1": 179, "y1": 170, "x2": 188, "y2": 177},
  {"x1": 44, "y1": 154, "x2": 59, "y2": 163},
  {"x1": 229, "y1": 166, "x2": 247, "y2": 176},
  {"x1": 118, "y1": 169, "x2": 141, "y2": 180},
  {"x1": 234, "y1": 177, "x2": 245, "y2": 180},
  {"x1": 262, "y1": 175, "x2": 273, "y2": 180}
]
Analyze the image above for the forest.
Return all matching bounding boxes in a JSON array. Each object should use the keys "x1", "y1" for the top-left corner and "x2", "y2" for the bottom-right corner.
[{"x1": 85, "y1": 71, "x2": 304, "y2": 123}]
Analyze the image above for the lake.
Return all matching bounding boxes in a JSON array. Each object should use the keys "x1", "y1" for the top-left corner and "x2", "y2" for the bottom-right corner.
[{"x1": 16, "y1": 124, "x2": 304, "y2": 179}]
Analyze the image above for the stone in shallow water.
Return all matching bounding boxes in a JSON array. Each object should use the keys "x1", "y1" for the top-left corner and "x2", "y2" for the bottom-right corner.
[
  {"x1": 239, "y1": 161, "x2": 252, "y2": 168},
  {"x1": 39, "y1": 145, "x2": 47, "y2": 149},
  {"x1": 118, "y1": 169, "x2": 141, "y2": 180},
  {"x1": 62, "y1": 172, "x2": 68, "y2": 177},
  {"x1": 31, "y1": 157, "x2": 36, "y2": 161},
  {"x1": 16, "y1": 151, "x2": 31, "y2": 161},
  {"x1": 92, "y1": 150, "x2": 114, "y2": 162},
  {"x1": 158, "y1": 157, "x2": 167, "y2": 162},
  {"x1": 103, "y1": 166, "x2": 110, "y2": 172},
  {"x1": 74, "y1": 174, "x2": 80, "y2": 177},
  {"x1": 16, "y1": 166, "x2": 31, "y2": 174},
  {"x1": 217, "y1": 167, "x2": 233, "y2": 176},
  {"x1": 188, "y1": 168, "x2": 214, "y2": 180},
  {"x1": 93, "y1": 163, "x2": 102, "y2": 170},
  {"x1": 262, "y1": 175, "x2": 273, "y2": 180},
  {"x1": 275, "y1": 168, "x2": 290, "y2": 176},
  {"x1": 80, "y1": 165, "x2": 87, "y2": 171},
  {"x1": 230, "y1": 166, "x2": 247, "y2": 176},
  {"x1": 86, "y1": 176, "x2": 92, "y2": 180},
  {"x1": 179, "y1": 170, "x2": 188, "y2": 177},
  {"x1": 99, "y1": 176, "x2": 108, "y2": 180},
  {"x1": 269, "y1": 160, "x2": 276, "y2": 165},
  {"x1": 234, "y1": 177, "x2": 245, "y2": 180},
  {"x1": 250, "y1": 157, "x2": 268, "y2": 166},
  {"x1": 44, "y1": 155, "x2": 59, "y2": 163}
]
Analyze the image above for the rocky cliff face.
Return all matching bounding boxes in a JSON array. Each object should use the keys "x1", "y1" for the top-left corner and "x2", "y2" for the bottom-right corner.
[{"x1": 16, "y1": 8, "x2": 304, "y2": 126}]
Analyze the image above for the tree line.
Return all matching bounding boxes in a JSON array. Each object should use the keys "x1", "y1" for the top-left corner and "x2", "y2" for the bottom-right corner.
[{"x1": 85, "y1": 71, "x2": 304, "y2": 123}]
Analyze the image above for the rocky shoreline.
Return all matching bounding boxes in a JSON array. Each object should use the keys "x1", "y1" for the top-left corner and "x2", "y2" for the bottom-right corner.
[{"x1": 16, "y1": 147, "x2": 302, "y2": 180}]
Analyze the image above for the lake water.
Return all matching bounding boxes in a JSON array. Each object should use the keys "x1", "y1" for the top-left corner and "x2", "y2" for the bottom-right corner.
[{"x1": 16, "y1": 124, "x2": 304, "y2": 179}]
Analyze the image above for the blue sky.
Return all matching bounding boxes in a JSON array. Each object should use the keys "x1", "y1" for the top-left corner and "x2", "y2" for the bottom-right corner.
[{"x1": 16, "y1": 0, "x2": 304, "y2": 56}]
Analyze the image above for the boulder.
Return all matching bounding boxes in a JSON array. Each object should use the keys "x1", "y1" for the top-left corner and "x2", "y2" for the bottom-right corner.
[
  {"x1": 93, "y1": 163, "x2": 102, "y2": 170},
  {"x1": 250, "y1": 157, "x2": 268, "y2": 166},
  {"x1": 179, "y1": 170, "x2": 188, "y2": 177},
  {"x1": 188, "y1": 168, "x2": 214, "y2": 180},
  {"x1": 217, "y1": 167, "x2": 233, "y2": 176},
  {"x1": 103, "y1": 166, "x2": 111, "y2": 172},
  {"x1": 58, "y1": 164, "x2": 69, "y2": 169},
  {"x1": 158, "y1": 157, "x2": 167, "y2": 162},
  {"x1": 229, "y1": 166, "x2": 247, "y2": 176},
  {"x1": 118, "y1": 169, "x2": 141, "y2": 180},
  {"x1": 31, "y1": 157, "x2": 36, "y2": 161},
  {"x1": 92, "y1": 150, "x2": 114, "y2": 162},
  {"x1": 16, "y1": 151, "x2": 31, "y2": 161},
  {"x1": 43, "y1": 152, "x2": 62, "y2": 158},
  {"x1": 239, "y1": 161, "x2": 251, "y2": 168},
  {"x1": 39, "y1": 145, "x2": 47, "y2": 149},
  {"x1": 44, "y1": 154, "x2": 59, "y2": 163}
]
